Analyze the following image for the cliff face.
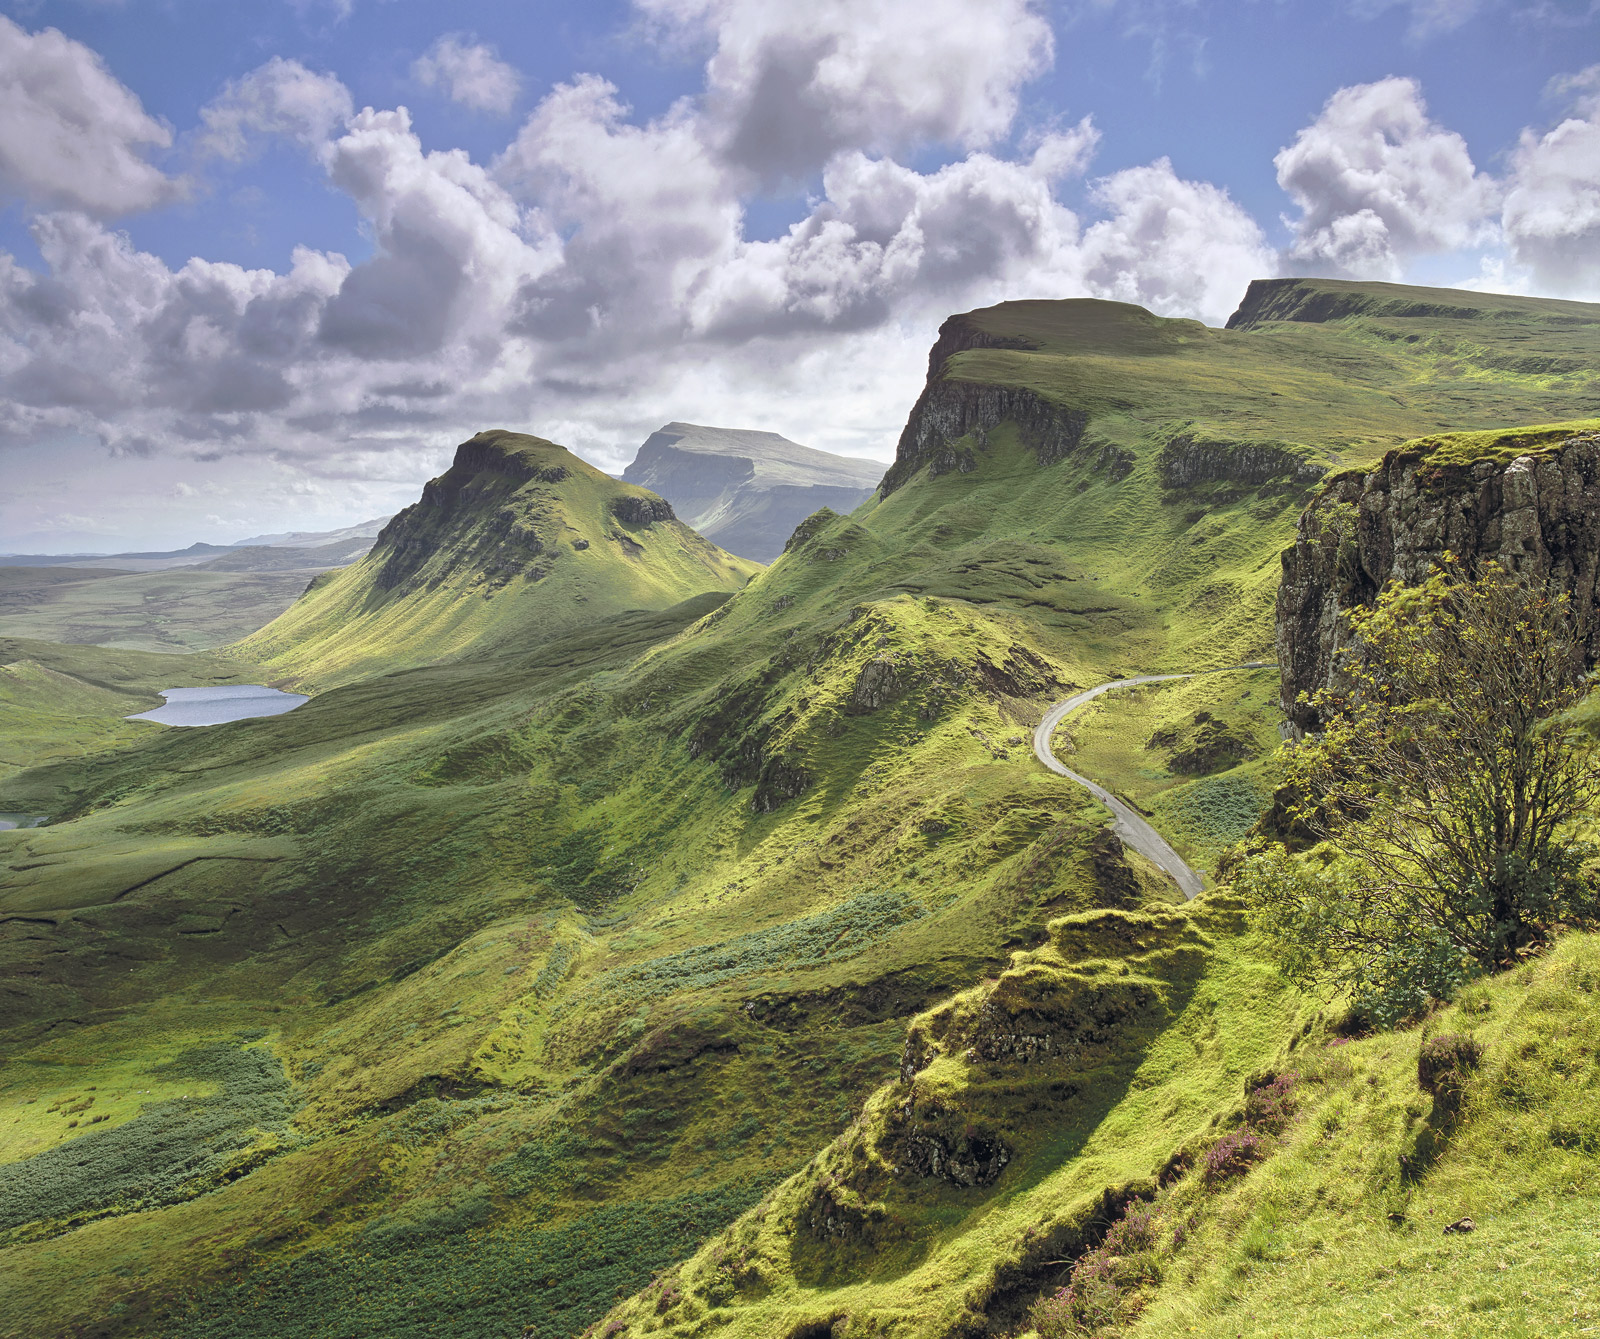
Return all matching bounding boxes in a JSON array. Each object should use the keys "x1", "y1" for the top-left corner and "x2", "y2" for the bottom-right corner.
[
  {"x1": 1276, "y1": 430, "x2": 1600, "y2": 732},
  {"x1": 1157, "y1": 431, "x2": 1325, "y2": 490},
  {"x1": 878, "y1": 312, "x2": 1086, "y2": 497},
  {"x1": 622, "y1": 423, "x2": 881, "y2": 563}
]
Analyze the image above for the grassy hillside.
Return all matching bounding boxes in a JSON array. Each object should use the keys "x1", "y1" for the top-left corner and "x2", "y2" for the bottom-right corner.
[
  {"x1": 0, "y1": 637, "x2": 263, "y2": 791},
  {"x1": 592, "y1": 920, "x2": 1600, "y2": 1338},
  {"x1": 237, "y1": 429, "x2": 761, "y2": 688},
  {"x1": 2, "y1": 282, "x2": 1599, "y2": 1339}
]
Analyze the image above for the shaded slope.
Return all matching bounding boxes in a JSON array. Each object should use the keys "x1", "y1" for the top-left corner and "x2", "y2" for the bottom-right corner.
[
  {"x1": 237, "y1": 430, "x2": 760, "y2": 687},
  {"x1": 623, "y1": 422, "x2": 882, "y2": 562}
]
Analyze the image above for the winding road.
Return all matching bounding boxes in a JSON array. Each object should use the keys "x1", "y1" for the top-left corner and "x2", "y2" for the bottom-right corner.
[{"x1": 1031, "y1": 663, "x2": 1275, "y2": 900}]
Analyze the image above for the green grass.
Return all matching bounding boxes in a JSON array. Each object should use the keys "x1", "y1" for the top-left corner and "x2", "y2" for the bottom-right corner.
[
  {"x1": 1396, "y1": 415, "x2": 1600, "y2": 469},
  {"x1": 1055, "y1": 669, "x2": 1282, "y2": 871},
  {"x1": 3, "y1": 284, "x2": 1600, "y2": 1339},
  {"x1": 236, "y1": 431, "x2": 761, "y2": 688}
]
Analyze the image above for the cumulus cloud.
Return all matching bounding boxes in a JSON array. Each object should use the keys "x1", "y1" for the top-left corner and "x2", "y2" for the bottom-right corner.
[
  {"x1": 639, "y1": 0, "x2": 1054, "y2": 181},
  {"x1": 0, "y1": 0, "x2": 1299, "y2": 529},
  {"x1": 197, "y1": 57, "x2": 353, "y2": 160},
  {"x1": 1275, "y1": 77, "x2": 1497, "y2": 279},
  {"x1": 0, "y1": 14, "x2": 180, "y2": 215},
  {"x1": 1501, "y1": 64, "x2": 1600, "y2": 297},
  {"x1": 1082, "y1": 159, "x2": 1276, "y2": 323},
  {"x1": 412, "y1": 34, "x2": 522, "y2": 116},
  {"x1": 320, "y1": 106, "x2": 558, "y2": 357}
]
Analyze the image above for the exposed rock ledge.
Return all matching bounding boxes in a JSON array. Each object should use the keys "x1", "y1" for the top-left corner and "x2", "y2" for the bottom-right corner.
[
  {"x1": 877, "y1": 311, "x2": 1085, "y2": 497},
  {"x1": 1158, "y1": 430, "x2": 1325, "y2": 489},
  {"x1": 879, "y1": 379, "x2": 1087, "y2": 497},
  {"x1": 1276, "y1": 430, "x2": 1600, "y2": 733}
]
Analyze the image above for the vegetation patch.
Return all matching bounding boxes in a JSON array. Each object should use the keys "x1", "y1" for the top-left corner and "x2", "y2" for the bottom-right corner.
[{"x1": 0, "y1": 1042, "x2": 297, "y2": 1241}]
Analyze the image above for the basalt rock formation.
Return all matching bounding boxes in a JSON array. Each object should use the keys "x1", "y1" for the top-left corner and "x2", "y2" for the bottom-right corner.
[
  {"x1": 878, "y1": 313, "x2": 1087, "y2": 496},
  {"x1": 1276, "y1": 429, "x2": 1600, "y2": 733},
  {"x1": 622, "y1": 423, "x2": 881, "y2": 563}
]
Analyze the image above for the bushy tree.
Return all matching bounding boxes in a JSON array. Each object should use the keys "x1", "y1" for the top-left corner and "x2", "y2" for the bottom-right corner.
[{"x1": 1240, "y1": 558, "x2": 1600, "y2": 1024}]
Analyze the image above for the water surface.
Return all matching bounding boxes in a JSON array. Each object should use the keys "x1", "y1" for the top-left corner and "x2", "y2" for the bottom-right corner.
[
  {"x1": 127, "y1": 685, "x2": 310, "y2": 728},
  {"x1": 0, "y1": 814, "x2": 47, "y2": 831}
]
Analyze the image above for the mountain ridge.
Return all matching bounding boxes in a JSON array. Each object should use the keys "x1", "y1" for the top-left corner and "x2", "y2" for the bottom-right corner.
[
  {"x1": 236, "y1": 428, "x2": 759, "y2": 687},
  {"x1": 3, "y1": 283, "x2": 1600, "y2": 1339},
  {"x1": 623, "y1": 422, "x2": 882, "y2": 562}
]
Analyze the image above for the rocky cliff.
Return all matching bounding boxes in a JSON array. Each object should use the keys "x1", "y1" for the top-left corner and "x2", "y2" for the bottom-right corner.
[
  {"x1": 622, "y1": 423, "x2": 881, "y2": 563},
  {"x1": 1276, "y1": 427, "x2": 1600, "y2": 732},
  {"x1": 877, "y1": 313, "x2": 1086, "y2": 497}
]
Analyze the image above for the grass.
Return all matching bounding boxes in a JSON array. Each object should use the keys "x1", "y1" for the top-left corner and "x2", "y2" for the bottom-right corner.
[
  {"x1": 235, "y1": 430, "x2": 761, "y2": 689},
  {"x1": 1056, "y1": 669, "x2": 1282, "y2": 871},
  {"x1": 3, "y1": 281, "x2": 1600, "y2": 1338}
]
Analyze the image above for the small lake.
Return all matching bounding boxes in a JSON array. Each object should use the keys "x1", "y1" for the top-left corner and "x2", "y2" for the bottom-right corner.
[
  {"x1": 0, "y1": 813, "x2": 47, "y2": 831},
  {"x1": 126, "y1": 685, "x2": 310, "y2": 728}
]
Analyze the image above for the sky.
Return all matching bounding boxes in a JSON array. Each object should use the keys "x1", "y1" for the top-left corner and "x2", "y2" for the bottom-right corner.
[{"x1": 1, "y1": 0, "x2": 1597, "y2": 551}]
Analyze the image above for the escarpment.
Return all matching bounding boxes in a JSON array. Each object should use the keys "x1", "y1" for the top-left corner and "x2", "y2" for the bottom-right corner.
[
  {"x1": 622, "y1": 422, "x2": 880, "y2": 562},
  {"x1": 879, "y1": 376, "x2": 1087, "y2": 496},
  {"x1": 1276, "y1": 429, "x2": 1600, "y2": 732},
  {"x1": 1157, "y1": 430, "x2": 1325, "y2": 490}
]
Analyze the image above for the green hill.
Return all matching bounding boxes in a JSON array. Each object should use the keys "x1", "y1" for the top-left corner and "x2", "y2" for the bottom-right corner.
[
  {"x1": 2, "y1": 281, "x2": 1599, "y2": 1339},
  {"x1": 237, "y1": 429, "x2": 761, "y2": 687}
]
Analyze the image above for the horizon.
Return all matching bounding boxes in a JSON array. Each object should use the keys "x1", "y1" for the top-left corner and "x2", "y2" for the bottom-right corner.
[{"x1": 1, "y1": 0, "x2": 1597, "y2": 549}]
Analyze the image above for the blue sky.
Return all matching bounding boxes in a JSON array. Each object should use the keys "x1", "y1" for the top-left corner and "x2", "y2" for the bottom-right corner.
[{"x1": 1, "y1": 0, "x2": 1597, "y2": 549}]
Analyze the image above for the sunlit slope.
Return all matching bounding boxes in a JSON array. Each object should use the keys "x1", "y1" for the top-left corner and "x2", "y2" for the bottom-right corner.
[
  {"x1": 910, "y1": 279, "x2": 1600, "y2": 482},
  {"x1": 238, "y1": 430, "x2": 760, "y2": 686},
  {"x1": 591, "y1": 920, "x2": 1600, "y2": 1339}
]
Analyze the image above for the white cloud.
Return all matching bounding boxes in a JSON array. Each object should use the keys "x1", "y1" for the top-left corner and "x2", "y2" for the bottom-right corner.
[
  {"x1": 638, "y1": 0, "x2": 1054, "y2": 181},
  {"x1": 412, "y1": 34, "x2": 522, "y2": 117},
  {"x1": 0, "y1": 14, "x2": 180, "y2": 216},
  {"x1": 1082, "y1": 159, "x2": 1277, "y2": 324},
  {"x1": 0, "y1": 2, "x2": 1297, "y2": 539},
  {"x1": 319, "y1": 106, "x2": 558, "y2": 358},
  {"x1": 1501, "y1": 64, "x2": 1600, "y2": 297},
  {"x1": 1275, "y1": 77, "x2": 1498, "y2": 279},
  {"x1": 197, "y1": 57, "x2": 353, "y2": 160}
]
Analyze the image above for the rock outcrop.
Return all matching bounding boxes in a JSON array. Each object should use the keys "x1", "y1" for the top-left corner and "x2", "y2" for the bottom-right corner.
[
  {"x1": 1276, "y1": 431, "x2": 1600, "y2": 732},
  {"x1": 1157, "y1": 430, "x2": 1324, "y2": 489},
  {"x1": 879, "y1": 376, "x2": 1086, "y2": 497},
  {"x1": 608, "y1": 495, "x2": 675, "y2": 526}
]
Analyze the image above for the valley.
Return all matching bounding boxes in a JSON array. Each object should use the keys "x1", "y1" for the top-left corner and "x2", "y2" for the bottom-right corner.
[{"x1": 2, "y1": 278, "x2": 1600, "y2": 1339}]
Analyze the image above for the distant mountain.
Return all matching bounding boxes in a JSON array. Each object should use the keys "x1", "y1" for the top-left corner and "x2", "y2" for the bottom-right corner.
[
  {"x1": 622, "y1": 422, "x2": 883, "y2": 562},
  {"x1": 238, "y1": 429, "x2": 759, "y2": 687},
  {"x1": 227, "y1": 516, "x2": 392, "y2": 549},
  {"x1": 1, "y1": 518, "x2": 392, "y2": 571}
]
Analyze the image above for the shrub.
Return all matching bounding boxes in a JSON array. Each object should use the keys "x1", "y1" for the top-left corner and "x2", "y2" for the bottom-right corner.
[
  {"x1": 1203, "y1": 1130, "x2": 1265, "y2": 1186},
  {"x1": 1247, "y1": 565, "x2": 1600, "y2": 1027},
  {"x1": 1100, "y1": 1206, "x2": 1159, "y2": 1257},
  {"x1": 1029, "y1": 1261, "x2": 1119, "y2": 1338},
  {"x1": 1029, "y1": 1203, "x2": 1161, "y2": 1336},
  {"x1": 1244, "y1": 1071, "x2": 1298, "y2": 1133}
]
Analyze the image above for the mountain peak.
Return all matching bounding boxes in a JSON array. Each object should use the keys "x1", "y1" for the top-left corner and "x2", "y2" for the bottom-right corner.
[
  {"x1": 624, "y1": 423, "x2": 883, "y2": 562},
  {"x1": 240, "y1": 429, "x2": 756, "y2": 685}
]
